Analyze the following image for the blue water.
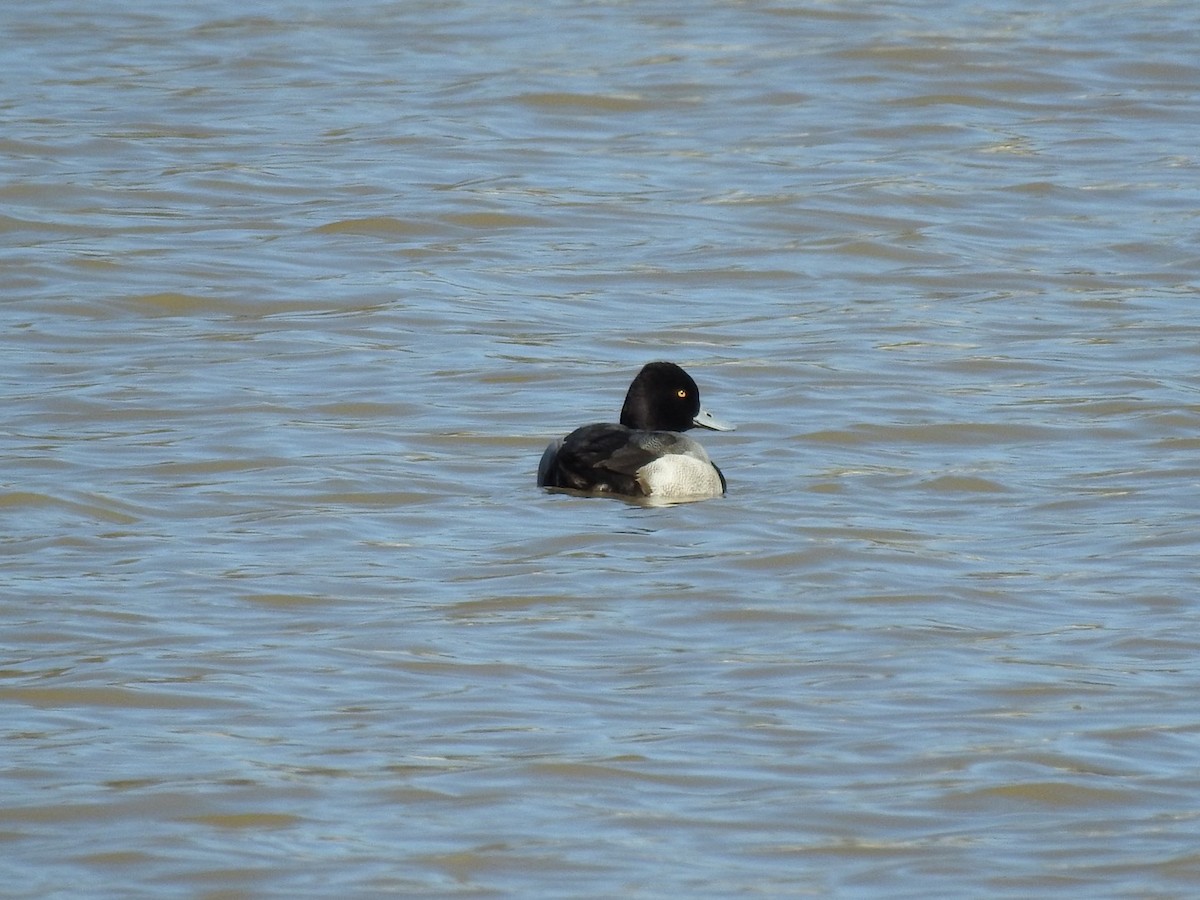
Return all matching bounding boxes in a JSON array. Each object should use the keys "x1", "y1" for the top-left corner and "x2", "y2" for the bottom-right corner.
[{"x1": 3, "y1": 0, "x2": 1200, "y2": 896}]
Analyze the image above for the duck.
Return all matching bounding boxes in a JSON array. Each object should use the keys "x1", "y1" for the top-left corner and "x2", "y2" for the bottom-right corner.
[{"x1": 537, "y1": 361, "x2": 734, "y2": 500}]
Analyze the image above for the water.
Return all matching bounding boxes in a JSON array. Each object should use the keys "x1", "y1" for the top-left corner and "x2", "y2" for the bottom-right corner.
[{"x1": 3, "y1": 0, "x2": 1199, "y2": 896}]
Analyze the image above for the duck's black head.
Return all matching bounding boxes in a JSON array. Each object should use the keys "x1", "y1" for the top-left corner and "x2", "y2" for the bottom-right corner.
[{"x1": 619, "y1": 362, "x2": 733, "y2": 433}]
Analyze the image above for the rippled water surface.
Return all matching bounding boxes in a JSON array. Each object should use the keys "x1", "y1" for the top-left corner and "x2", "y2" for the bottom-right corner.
[{"x1": 4, "y1": 0, "x2": 1200, "y2": 896}]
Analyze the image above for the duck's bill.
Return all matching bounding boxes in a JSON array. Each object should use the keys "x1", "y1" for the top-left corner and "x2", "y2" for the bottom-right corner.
[{"x1": 693, "y1": 407, "x2": 735, "y2": 431}]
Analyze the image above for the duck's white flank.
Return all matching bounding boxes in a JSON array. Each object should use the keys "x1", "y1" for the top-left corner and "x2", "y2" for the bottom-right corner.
[{"x1": 636, "y1": 454, "x2": 724, "y2": 498}]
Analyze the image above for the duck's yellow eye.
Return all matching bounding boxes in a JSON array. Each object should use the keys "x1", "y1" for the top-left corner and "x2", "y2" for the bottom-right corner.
[{"x1": 677, "y1": 389, "x2": 687, "y2": 398}]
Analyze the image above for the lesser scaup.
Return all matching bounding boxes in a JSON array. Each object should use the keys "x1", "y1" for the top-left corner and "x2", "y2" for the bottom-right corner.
[{"x1": 537, "y1": 361, "x2": 734, "y2": 500}]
